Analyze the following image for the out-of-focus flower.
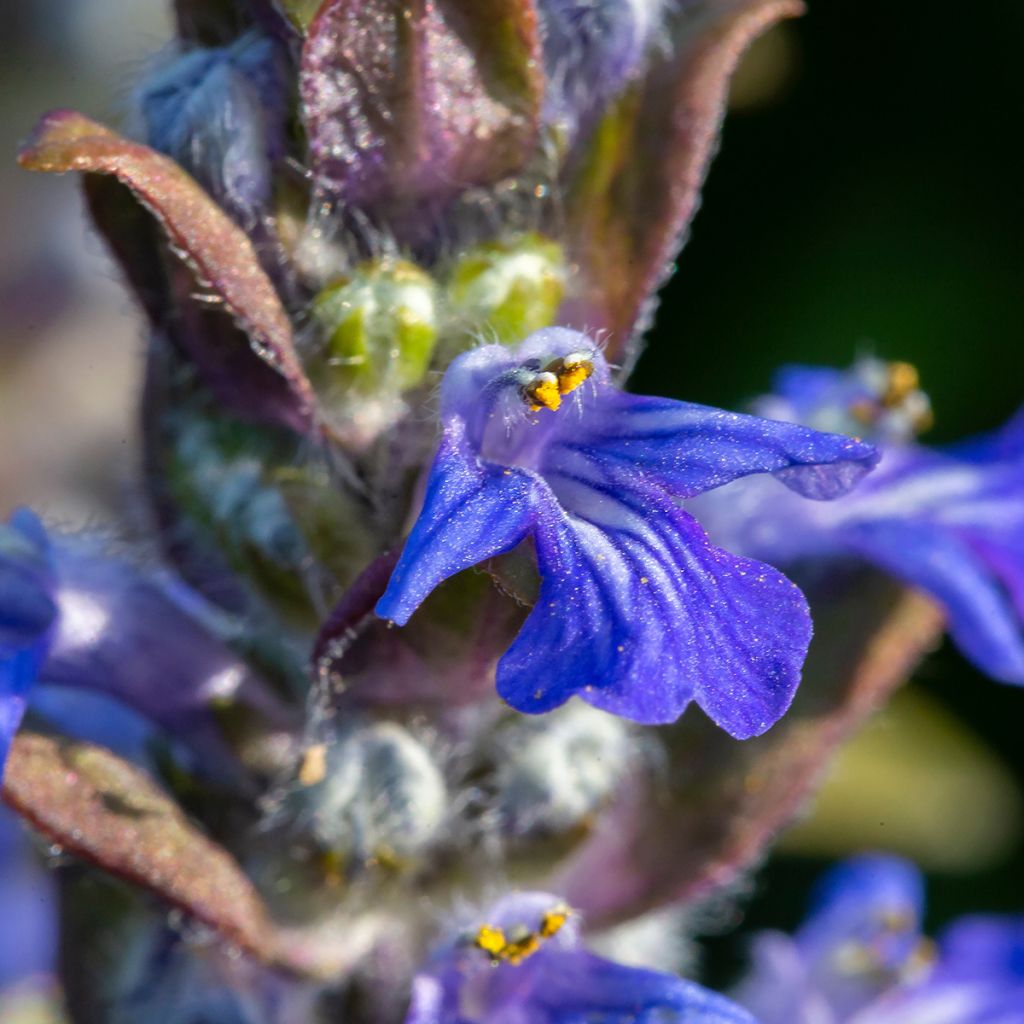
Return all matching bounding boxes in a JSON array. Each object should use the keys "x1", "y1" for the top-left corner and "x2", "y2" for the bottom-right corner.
[
  {"x1": 377, "y1": 328, "x2": 877, "y2": 731},
  {"x1": 693, "y1": 358, "x2": 1024, "y2": 684},
  {"x1": 0, "y1": 510, "x2": 56, "y2": 775},
  {"x1": 538, "y1": 0, "x2": 666, "y2": 143},
  {"x1": 0, "y1": 508, "x2": 286, "y2": 781},
  {"x1": 0, "y1": 807, "x2": 58, "y2": 997},
  {"x1": 406, "y1": 891, "x2": 754, "y2": 1024},
  {"x1": 734, "y1": 854, "x2": 1024, "y2": 1024}
]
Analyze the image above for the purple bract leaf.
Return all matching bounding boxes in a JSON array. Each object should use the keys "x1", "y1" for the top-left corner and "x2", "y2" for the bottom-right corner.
[
  {"x1": 314, "y1": 552, "x2": 526, "y2": 711},
  {"x1": 1, "y1": 733, "x2": 276, "y2": 960},
  {"x1": 552, "y1": 574, "x2": 944, "y2": 928},
  {"x1": 18, "y1": 110, "x2": 317, "y2": 434},
  {"x1": 300, "y1": 0, "x2": 542, "y2": 215},
  {"x1": 560, "y1": 0, "x2": 804, "y2": 366}
]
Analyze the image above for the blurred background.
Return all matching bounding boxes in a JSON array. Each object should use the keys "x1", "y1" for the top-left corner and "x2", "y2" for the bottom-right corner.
[{"x1": 1, "y1": 0, "x2": 1022, "y2": 992}]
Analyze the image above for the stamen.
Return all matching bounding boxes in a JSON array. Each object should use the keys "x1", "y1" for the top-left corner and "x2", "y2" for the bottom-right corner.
[
  {"x1": 539, "y1": 904, "x2": 571, "y2": 938},
  {"x1": 554, "y1": 353, "x2": 594, "y2": 396},
  {"x1": 523, "y1": 371, "x2": 562, "y2": 412},
  {"x1": 517, "y1": 352, "x2": 594, "y2": 413},
  {"x1": 475, "y1": 924, "x2": 508, "y2": 958},
  {"x1": 472, "y1": 904, "x2": 573, "y2": 965}
]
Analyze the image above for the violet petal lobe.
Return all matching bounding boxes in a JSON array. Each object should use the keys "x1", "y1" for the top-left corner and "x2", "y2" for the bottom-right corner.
[
  {"x1": 18, "y1": 110, "x2": 316, "y2": 434},
  {"x1": 552, "y1": 574, "x2": 944, "y2": 927},
  {"x1": 0, "y1": 510, "x2": 56, "y2": 779},
  {"x1": 377, "y1": 426, "x2": 541, "y2": 626},
  {"x1": 300, "y1": 0, "x2": 542, "y2": 213},
  {"x1": 547, "y1": 388, "x2": 879, "y2": 500},
  {"x1": 499, "y1": 480, "x2": 810, "y2": 733},
  {"x1": 840, "y1": 518, "x2": 1024, "y2": 684}
]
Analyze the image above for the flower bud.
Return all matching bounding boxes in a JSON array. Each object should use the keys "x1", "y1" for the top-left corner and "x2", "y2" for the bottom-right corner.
[
  {"x1": 302, "y1": 721, "x2": 447, "y2": 870},
  {"x1": 539, "y1": 0, "x2": 665, "y2": 143},
  {"x1": 312, "y1": 260, "x2": 440, "y2": 394},
  {"x1": 446, "y1": 234, "x2": 567, "y2": 345},
  {"x1": 490, "y1": 703, "x2": 633, "y2": 839},
  {"x1": 135, "y1": 33, "x2": 287, "y2": 224}
]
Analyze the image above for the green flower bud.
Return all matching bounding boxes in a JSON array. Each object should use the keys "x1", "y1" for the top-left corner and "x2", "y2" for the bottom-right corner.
[
  {"x1": 312, "y1": 259, "x2": 439, "y2": 393},
  {"x1": 446, "y1": 233, "x2": 566, "y2": 344}
]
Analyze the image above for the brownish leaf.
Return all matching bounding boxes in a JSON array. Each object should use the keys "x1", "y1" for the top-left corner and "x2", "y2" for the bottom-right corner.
[
  {"x1": 1, "y1": 733, "x2": 274, "y2": 960},
  {"x1": 19, "y1": 110, "x2": 316, "y2": 434},
  {"x1": 552, "y1": 573, "x2": 945, "y2": 928}
]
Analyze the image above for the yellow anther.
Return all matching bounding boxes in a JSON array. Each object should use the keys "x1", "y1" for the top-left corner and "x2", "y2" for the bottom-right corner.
[
  {"x1": 504, "y1": 933, "x2": 541, "y2": 965},
  {"x1": 555, "y1": 354, "x2": 594, "y2": 396},
  {"x1": 473, "y1": 904, "x2": 574, "y2": 966},
  {"x1": 298, "y1": 743, "x2": 328, "y2": 786},
  {"x1": 475, "y1": 925, "x2": 508, "y2": 958},
  {"x1": 882, "y1": 361, "x2": 920, "y2": 407},
  {"x1": 539, "y1": 905, "x2": 570, "y2": 939},
  {"x1": 524, "y1": 372, "x2": 562, "y2": 412}
]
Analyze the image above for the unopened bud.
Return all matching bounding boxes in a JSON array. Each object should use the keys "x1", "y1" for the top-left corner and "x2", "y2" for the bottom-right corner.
[
  {"x1": 312, "y1": 259, "x2": 439, "y2": 394},
  {"x1": 303, "y1": 721, "x2": 447, "y2": 870},
  {"x1": 491, "y1": 703, "x2": 632, "y2": 838},
  {"x1": 446, "y1": 233, "x2": 566, "y2": 345}
]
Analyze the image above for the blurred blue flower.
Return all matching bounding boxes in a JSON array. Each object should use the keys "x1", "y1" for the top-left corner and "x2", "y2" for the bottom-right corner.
[
  {"x1": 0, "y1": 509, "x2": 281, "y2": 782},
  {"x1": 406, "y1": 891, "x2": 754, "y2": 1024},
  {"x1": 539, "y1": 0, "x2": 665, "y2": 140},
  {"x1": 0, "y1": 806, "x2": 57, "y2": 996},
  {"x1": 734, "y1": 854, "x2": 1024, "y2": 1024},
  {"x1": 694, "y1": 359, "x2": 1024, "y2": 684},
  {"x1": 0, "y1": 509, "x2": 56, "y2": 776},
  {"x1": 377, "y1": 328, "x2": 877, "y2": 732}
]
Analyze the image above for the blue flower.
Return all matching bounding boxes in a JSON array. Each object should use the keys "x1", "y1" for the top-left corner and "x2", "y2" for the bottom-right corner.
[
  {"x1": 694, "y1": 358, "x2": 1024, "y2": 685},
  {"x1": 0, "y1": 509, "x2": 56, "y2": 776},
  {"x1": 376, "y1": 328, "x2": 877, "y2": 732},
  {"x1": 0, "y1": 806, "x2": 57, "y2": 996},
  {"x1": 406, "y1": 891, "x2": 755, "y2": 1024},
  {"x1": 734, "y1": 854, "x2": 1024, "y2": 1024},
  {"x1": 0, "y1": 509, "x2": 283, "y2": 782}
]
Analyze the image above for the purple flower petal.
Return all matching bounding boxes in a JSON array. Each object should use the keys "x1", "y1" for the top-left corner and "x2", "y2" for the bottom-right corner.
[
  {"x1": 499, "y1": 480, "x2": 809, "y2": 733},
  {"x1": 547, "y1": 389, "x2": 878, "y2": 500},
  {"x1": 936, "y1": 915, "x2": 1024, "y2": 986},
  {"x1": 841, "y1": 518, "x2": 1024, "y2": 684},
  {"x1": 377, "y1": 424, "x2": 540, "y2": 627},
  {"x1": 0, "y1": 808, "x2": 57, "y2": 990},
  {"x1": 1, "y1": 510, "x2": 55, "y2": 778}
]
